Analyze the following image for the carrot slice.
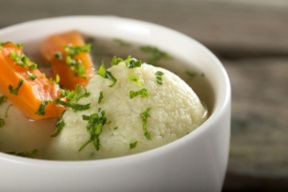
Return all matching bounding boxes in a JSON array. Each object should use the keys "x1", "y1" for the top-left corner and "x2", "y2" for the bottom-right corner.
[
  {"x1": 41, "y1": 31, "x2": 94, "y2": 90},
  {"x1": 0, "y1": 42, "x2": 64, "y2": 120}
]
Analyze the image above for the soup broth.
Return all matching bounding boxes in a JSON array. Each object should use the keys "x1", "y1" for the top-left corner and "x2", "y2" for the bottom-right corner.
[{"x1": 0, "y1": 36, "x2": 214, "y2": 159}]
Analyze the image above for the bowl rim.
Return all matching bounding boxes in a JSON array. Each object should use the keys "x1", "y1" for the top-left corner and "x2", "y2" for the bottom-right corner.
[{"x1": 0, "y1": 15, "x2": 231, "y2": 167}]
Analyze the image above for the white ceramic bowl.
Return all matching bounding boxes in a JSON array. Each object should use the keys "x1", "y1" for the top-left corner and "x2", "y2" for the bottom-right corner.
[{"x1": 0, "y1": 16, "x2": 231, "y2": 192}]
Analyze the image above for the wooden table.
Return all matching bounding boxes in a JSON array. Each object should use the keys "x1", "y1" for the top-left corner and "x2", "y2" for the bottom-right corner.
[{"x1": 0, "y1": 0, "x2": 287, "y2": 191}]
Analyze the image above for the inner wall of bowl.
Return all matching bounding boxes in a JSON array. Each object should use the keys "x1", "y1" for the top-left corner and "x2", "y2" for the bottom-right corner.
[{"x1": 0, "y1": 16, "x2": 226, "y2": 118}]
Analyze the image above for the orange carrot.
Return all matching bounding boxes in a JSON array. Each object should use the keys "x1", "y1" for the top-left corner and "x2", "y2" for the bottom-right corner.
[
  {"x1": 0, "y1": 42, "x2": 65, "y2": 120},
  {"x1": 41, "y1": 31, "x2": 94, "y2": 90}
]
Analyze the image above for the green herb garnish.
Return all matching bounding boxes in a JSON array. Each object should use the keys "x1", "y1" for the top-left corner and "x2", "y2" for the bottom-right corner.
[
  {"x1": 56, "y1": 99, "x2": 90, "y2": 112},
  {"x1": 155, "y1": 71, "x2": 164, "y2": 85},
  {"x1": 140, "y1": 46, "x2": 170, "y2": 64},
  {"x1": 140, "y1": 108, "x2": 152, "y2": 140},
  {"x1": 79, "y1": 108, "x2": 107, "y2": 151},
  {"x1": 5, "y1": 104, "x2": 12, "y2": 118},
  {"x1": 51, "y1": 118, "x2": 65, "y2": 137},
  {"x1": 8, "y1": 79, "x2": 24, "y2": 95},
  {"x1": 0, "y1": 118, "x2": 5, "y2": 128},
  {"x1": 36, "y1": 100, "x2": 49, "y2": 115},
  {"x1": 111, "y1": 56, "x2": 123, "y2": 65},
  {"x1": 0, "y1": 95, "x2": 7, "y2": 106},
  {"x1": 125, "y1": 56, "x2": 142, "y2": 68},
  {"x1": 127, "y1": 75, "x2": 144, "y2": 86},
  {"x1": 97, "y1": 64, "x2": 117, "y2": 87},
  {"x1": 59, "y1": 85, "x2": 90, "y2": 102},
  {"x1": 64, "y1": 44, "x2": 91, "y2": 57},
  {"x1": 10, "y1": 50, "x2": 38, "y2": 69},
  {"x1": 113, "y1": 38, "x2": 130, "y2": 47},
  {"x1": 8, "y1": 149, "x2": 38, "y2": 158},
  {"x1": 98, "y1": 91, "x2": 104, "y2": 104},
  {"x1": 186, "y1": 71, "x2": 205, "y2": 79},
  {"x1": 27, "y1": 71, "x2": 37, "y2": 80},
  {"x1": 63, "y1": 44, "x2": 91, "y2": 77},
  {"x1": 129, "y1": 141, "x2": 138, "y2": 149},
  {"x1": 129, "y1": 88, "x2": 149, "y2": 99},
  {"x1": 73, "y1": 84, "x2": 90, "y2": 101},
  {"x1": 54, "y1": 52, "x2": 62, "y2": 60}
]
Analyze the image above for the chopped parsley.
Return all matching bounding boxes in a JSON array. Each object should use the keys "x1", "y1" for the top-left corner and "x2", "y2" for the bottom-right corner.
[
  {"x1": 113, "y1": 38, "x2": 130, "y2": 47},
  {"x1": 79, "y1": 108, "x2": 107, "y2": 151},
  {"x1": 8, "y1": 149, "x2": 38, "y2": 158},
  {"x1": 0, "y1": 95, "x2": 7, "y2": 106},
  {"x1": 155, "y1": 71, "x2": 164, "y2": 85},
  {"x1": 5, "y1": 104, "x2": 12, "y2": 118},
  {"x1": 56, "y1": 85, "x2": 91, "y2": 111},
  {"x1": 98, "y1": 91, "x2": 104, "y2": 104},
  {"x1": 186, "y1": 71, "x2": 205, "y2": 79},
  {"x1": 125, "y1": 56, "x2": 142, "y2": 68},
  {"x1": 140, "y1": 108, "x2": 152, "y2": 140},
  {"x1": 8, "y1": 79, "x2": 24, "y2": 95},
  {"x1": 51, "y1": 118, "x2": 65, "y2": 137},
  {"x1": 54, "y1": 52, "x2": 62, "y2": 60},
  {"x1": 97, "y1": 64, "x2": 117, "y2": 87},
  {"x1": 111, "y1": 56, "x2": 142, "y2": 68},
  {"x1": 63, "y1": 43, "x2": 92, "y2": 77},
  {"x1": 10, "y1": 50, "x2": 38, "y2": 70},
  {"x1": 0, "y1": 118, "x2": 5, "y2": 128},
  {"x1": 55, "y1": 99, "x2": 90, "y2": 112},
  {"x1": 129, "y1": 141, "x2": 138, "y2": 149},
  {"x1": 59, "y1": 84, "x2": 90, "y2": 101},
  {"x1": 111, "y1": 56, "x2": 123, "y2": 65},
  {"x1": 36, "y1": 100, "x2": 50, "y2": 115},
  {"x1": 27, "y1": 71, "x2": 37, "y2": 80},
  {"x1": 140, "y1": 46, "x2": 170, "y2": 64},
  {"x1": 127, "y1": 75, "x2": 144, "y2": 86},
  {"x1": 73, "y1": 84, "x2": 91, "y2": 101},
  {"x1": 129, "y1": 88, "x2": 149, "y2": 99},
  {"x1": 64, "y1": 44, "x2": 92, "y2": 56}
]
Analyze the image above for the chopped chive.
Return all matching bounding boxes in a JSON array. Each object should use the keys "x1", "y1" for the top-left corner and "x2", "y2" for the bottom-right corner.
[
  {"x1": 8, "y1": 79, "x2": 24, "y2": 95},
  {"x1": 55, "y1": 99, "x2": 90, "y2": 112},
  {"x1": 129, "y1": 141, "x2": 138, "y2": 149},
  {"x1": 113, "y1": 38, "x2": 130, "y2": 47},
  {"x1": 54, "y1": 52, "x2": 62, "y2": 60},
  {"x1": 125, "y1": 56, "x2": 142, "y2": 68},
  {"x1": 140, "y1": 108, "x2": 152, "y2": 140},
  {"x1": 0, "y1": 95, "x2": 7, "y2": 106},
  {"x1": 8, "y1": 149, "x2": 38, "y2": 158},
  {"x1": 36, "y1": 100, "x2": 49, "y2": 115},
  {"x1": 0, "y1": 118, "x2": 5, "y2": 128},
  {"x1": 5, "y1": 104, "x2": 12, "y2": 118},
  {"x1": 10, "y1": 49, "x2": 38, "y2": 70},
  {"x1": 51, "y1": 118, "x2": 65, "y2": 137},
  {"x1": 79, "y1": 108, "x2": 107, "y2": 151},
  {"x1": 27, "y1": 71, "x2": 37, "y2": 80},
  {"x1": 155, "y1": 71, "x2": 164, "y2": 85},
  {"x1": 129, "y1": 88, "x2": 149, "y2": 99},
  {"x1": 97, "y1": 64, "x2": 117, "y2": 87},
  {"x1": 63, "y1": 44, "x2": 91, "y2": 77},
  {"x1": 127, "y1": 75, "x2": 144, "y2": 86},
  {"x1": 98, "y1": 91, "x2": 104, "y2": 104},
  {"x1": 140, "y1": 46, "x2": 171, "y2": 64},
  {"x1": 111, "y1": 56, "x2": 123, "y2": 65}
]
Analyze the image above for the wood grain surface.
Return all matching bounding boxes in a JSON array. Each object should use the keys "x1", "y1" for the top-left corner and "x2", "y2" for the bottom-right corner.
[{"x1": 0, "y1": 0, "x2": 287, "y2": 191}]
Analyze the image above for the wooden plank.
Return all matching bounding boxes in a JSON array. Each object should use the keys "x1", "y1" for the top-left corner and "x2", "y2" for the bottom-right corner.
[
  {"x1": 0, "y1": 0, "x2": 288, "y2": 55},
  {"x1": 222, "y1": 58, "x2": 288, "y2": 190},
  {"x1": 224, "y1": 58, "x2": 288, "y2": 178}
]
